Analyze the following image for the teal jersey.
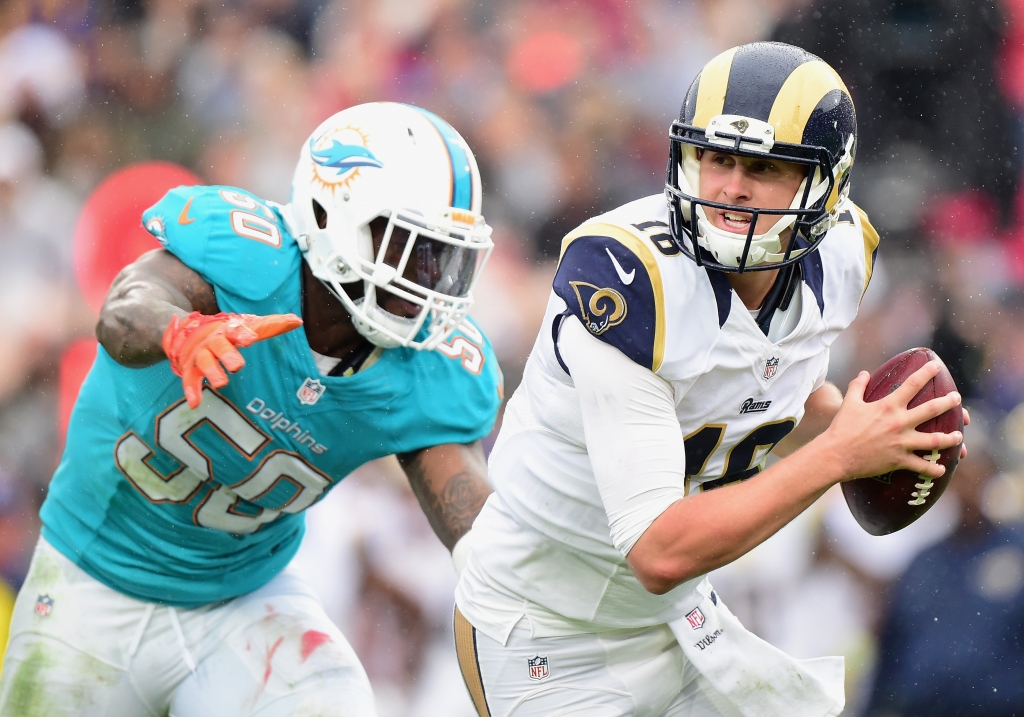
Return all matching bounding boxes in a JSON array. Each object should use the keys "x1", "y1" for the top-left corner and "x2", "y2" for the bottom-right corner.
[{"x1": 40, "y1": 186, "x2": 502, "y2": 608}]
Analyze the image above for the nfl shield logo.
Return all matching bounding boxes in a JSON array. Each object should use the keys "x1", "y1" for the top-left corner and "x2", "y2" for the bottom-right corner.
[
  {"x1": 35, "y1": 594, "x2": 53, "y2": 617},
  {"x1": 296, "y1": 377, "x2": 326, "y2": 406},
  {"x1": 527, "y1": 655, "x2": 549, "y2": 681},
  {"x1": 762, "y1": 357, "x2": 780, "y2": 380},
  {"x1": 685, "y1": 607, "x2": 705, "y2": 630}
]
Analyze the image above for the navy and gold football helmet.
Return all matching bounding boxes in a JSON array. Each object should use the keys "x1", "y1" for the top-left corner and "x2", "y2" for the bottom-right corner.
[{"x1": 665, "y1": 42, "x2": 857, "y2": 273}]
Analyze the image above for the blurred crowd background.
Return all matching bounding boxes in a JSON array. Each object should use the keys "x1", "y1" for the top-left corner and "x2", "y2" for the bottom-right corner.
[{"x1": 0, "y1": 0, "x2": 1023, "y2": 714}]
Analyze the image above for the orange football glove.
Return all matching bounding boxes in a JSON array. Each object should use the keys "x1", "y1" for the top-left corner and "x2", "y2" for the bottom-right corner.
[{"x1": 162, "y1": 312, "x2": 303, "y2": 408}]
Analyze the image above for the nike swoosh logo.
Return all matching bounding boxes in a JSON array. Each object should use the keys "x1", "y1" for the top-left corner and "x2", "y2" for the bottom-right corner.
[
  {"x1": 606, "y1": 247, "x2": 635, "y2": 285},
  {"x1": 178, "y1": 197, "x2": 196, "y2": 225}
]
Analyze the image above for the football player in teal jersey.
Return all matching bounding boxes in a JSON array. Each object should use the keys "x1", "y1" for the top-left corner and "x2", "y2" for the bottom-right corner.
[{"x1": 0, "y1": 103, "x2": 502, "y2": 716}]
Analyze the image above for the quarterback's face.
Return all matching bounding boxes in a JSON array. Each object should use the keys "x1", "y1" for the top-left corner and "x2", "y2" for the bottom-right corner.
[{"x1": 698, "y1": 151, "x2": 807, "y2": 236}]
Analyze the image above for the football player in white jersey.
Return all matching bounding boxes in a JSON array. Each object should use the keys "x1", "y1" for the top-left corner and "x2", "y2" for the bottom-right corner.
[{"x1": 452, "y1": 42, "x2": 968, "y2": 717}]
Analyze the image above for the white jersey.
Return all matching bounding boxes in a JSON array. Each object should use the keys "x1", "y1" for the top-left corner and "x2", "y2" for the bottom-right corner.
[{"x1": 456, "y1": 194, "x2": 878, "y2": 645}]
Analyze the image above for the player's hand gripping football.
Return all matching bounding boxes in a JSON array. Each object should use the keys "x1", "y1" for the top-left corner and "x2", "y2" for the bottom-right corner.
[
  {"x1": 825, "y1": 360, "x2": 965, "y2": 482},
  {"x1": 163, "y1": 312, "x2": 303, "y2": 408}
]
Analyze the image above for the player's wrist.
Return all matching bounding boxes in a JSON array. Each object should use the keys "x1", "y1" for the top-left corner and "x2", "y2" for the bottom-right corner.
[{"x1": 790, "y1": 430, "x2": 850, "y2": 489}]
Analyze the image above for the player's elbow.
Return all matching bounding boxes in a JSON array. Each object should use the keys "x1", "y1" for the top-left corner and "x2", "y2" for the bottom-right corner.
[
  {"x1": 626, "y1": 549, "x2": 699, "y2": 595},
  {"x1": 96, "y1": 310, "x2": 128, "y2": 361},
  {"x1": 96, "y1": 304, "x2": 163, "y2": 368}
]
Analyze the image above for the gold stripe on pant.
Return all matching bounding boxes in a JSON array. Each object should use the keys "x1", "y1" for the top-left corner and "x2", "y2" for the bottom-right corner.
[{"x1": 454, "y1": 607, "x2": 491, "y2": 717}]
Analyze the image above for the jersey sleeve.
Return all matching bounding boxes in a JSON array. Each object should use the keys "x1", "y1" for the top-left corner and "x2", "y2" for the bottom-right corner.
[
  {"x1": 401, "y1": 318, "x2": 503, "y2": 453},
  {"x1": 552, "y1": 223, "x2": 666, "y2": 372},
  {"x1": 449, "y1": 319, "x2": 503, "y2": 441},
  {"x1": 559, "y1": 315, "x2": 686, "y2": 557},
  {"x1": 142, "y1": 185, "x2": 300, "y2": 302},
  {"x1": 853, "y1": 203, "x2": 880, "y2": 301}
]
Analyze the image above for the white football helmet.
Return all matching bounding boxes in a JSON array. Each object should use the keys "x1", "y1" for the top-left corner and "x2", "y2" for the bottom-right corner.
[{"x1": 288, "y1": 102, "x2": 493, "y2": 350}]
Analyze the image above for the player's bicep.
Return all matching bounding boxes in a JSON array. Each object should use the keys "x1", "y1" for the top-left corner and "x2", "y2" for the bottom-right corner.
[
  {"x1": 105, "y1": 249, "x2": 218, "y2": 316},
  {"x1": 559, "y1": 317, "x2": 686, "y2": 556},
  {"x1": 98, "y1": 249, "x2": 219, "y2": 367}
]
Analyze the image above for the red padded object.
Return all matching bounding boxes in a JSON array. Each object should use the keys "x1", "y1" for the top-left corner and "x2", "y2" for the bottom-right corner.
[
  {"x1": 842, "y1": 348, "x2": 964, "y2": 536},
  {"x1": 58, "y1": 338, "x2": 98, "y2": 444},
  {"x1": 62, "y1": 162, "x2": 201, "y2": 440},
  {"x1": 73, "y1": 161, "x2": 201, "y2": 314}
]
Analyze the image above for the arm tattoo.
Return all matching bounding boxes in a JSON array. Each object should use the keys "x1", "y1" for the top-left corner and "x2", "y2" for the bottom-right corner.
[{"x1": 400, "y1": 450, "x2": 492, "y2": 551}]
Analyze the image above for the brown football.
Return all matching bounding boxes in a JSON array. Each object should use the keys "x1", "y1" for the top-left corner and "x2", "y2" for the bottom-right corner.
[{"x1": 841, "y1": 348, "x2": 964, "y2": 536}]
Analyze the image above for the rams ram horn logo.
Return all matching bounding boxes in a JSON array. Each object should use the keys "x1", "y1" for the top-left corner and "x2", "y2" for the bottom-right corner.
[
  {"x1": 570, "y1": 281, "x2": 627, "y2": 336},
  {"x1": 729, "y1": 119, "x2": 749, "y2": 133}
]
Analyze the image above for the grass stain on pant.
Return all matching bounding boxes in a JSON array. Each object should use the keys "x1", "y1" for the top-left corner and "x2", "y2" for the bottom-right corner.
[{"x1": 1, "y1": 645, "x2": 56, "y2": 716}]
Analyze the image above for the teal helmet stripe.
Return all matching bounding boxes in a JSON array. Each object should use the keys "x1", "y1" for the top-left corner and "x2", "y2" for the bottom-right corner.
[{"x1": 408, "y1": 105, "x2": 474, "y2": 210}]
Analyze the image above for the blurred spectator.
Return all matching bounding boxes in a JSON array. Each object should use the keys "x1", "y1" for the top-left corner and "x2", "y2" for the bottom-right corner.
[
  {"x1": 0, "y1": 467, "x2": 38, "y2": 591},
  {"x1": 0, "y1": 22, "x2": 84, "y2": 127},
  {"x1": 0, "y1": 0, "x2": 1022, "y2": 711},
  {"x1": 864, "y1": 431, "x2": 1024, "y2": 717},
  {"x1": 0, "y1": 120, "x2": 87, "y2": 488},
  {"x1": 0, "y1": 465, "x2": 43, "y2": 679},
  {"x1": 926, "y1": 191, "x2": 1005, "y2": 403},
  {"x1": 773, "y1": 0, "x2": 1021, "y2": 232}
]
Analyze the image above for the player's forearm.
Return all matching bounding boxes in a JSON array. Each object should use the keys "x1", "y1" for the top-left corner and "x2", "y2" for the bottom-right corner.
[
  {"x1": 773, "y1": 381, "x2": 843, "y2": 457},
  {"x1": 398, "y1": 441, "x2": 492, "y2": 551},
  {"x1": 629, "y1": 366, "x2": 965, "y2": 594},
  {"x1": 97, "y1": 250, "x2": 218, "y2": 367},
  {"x1": 627, "y1": 437, "x2": 844, "y2": 594}
]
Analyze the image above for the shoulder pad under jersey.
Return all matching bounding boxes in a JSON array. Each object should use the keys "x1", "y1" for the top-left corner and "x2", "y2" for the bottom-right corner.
[
  {"x1": 142, "y1": 185, "x2": 300, "y2": 302},
  {"x1": 811, "y1": 200, "x2": 880, "y2": 333},
  {"x1": 851, "y1": 202, "x2": 880, "y2": 300},
  {"x1": 553, "y1": 222, "x2": 667, "y2": 372},
  {"x1": 410, "y1": 317, "x2": 503, "y2": 448}
]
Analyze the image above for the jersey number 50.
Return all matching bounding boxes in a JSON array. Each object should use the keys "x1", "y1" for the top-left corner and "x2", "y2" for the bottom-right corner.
[
  {"x1": 114, "y1": 389, "x2": 331, "y2": 534},
  {"x1": 220, "y1": 190, "x2": 282, "y2": 248}
]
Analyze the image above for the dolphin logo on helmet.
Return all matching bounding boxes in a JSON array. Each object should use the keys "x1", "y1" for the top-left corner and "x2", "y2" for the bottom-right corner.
[
  {"x1": 289, "y1": 103, "x2": 492, "y2": 353},
  {"x1": 309, "y1": 139, "x2": 384, "y2": 172}
]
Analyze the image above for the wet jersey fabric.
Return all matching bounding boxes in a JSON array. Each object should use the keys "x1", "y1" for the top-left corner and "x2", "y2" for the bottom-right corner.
[{"x1": 41, "y1": 185, "x2": 501, "y2": 608}]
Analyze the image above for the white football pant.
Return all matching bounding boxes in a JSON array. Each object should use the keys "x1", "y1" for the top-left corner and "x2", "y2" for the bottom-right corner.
[
  {"x1": 454, "y1": 608, "x2": 742, "y2": 717},
  {"x1": 0, "y1": 537, "x2": 376, "y2": 717}
]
